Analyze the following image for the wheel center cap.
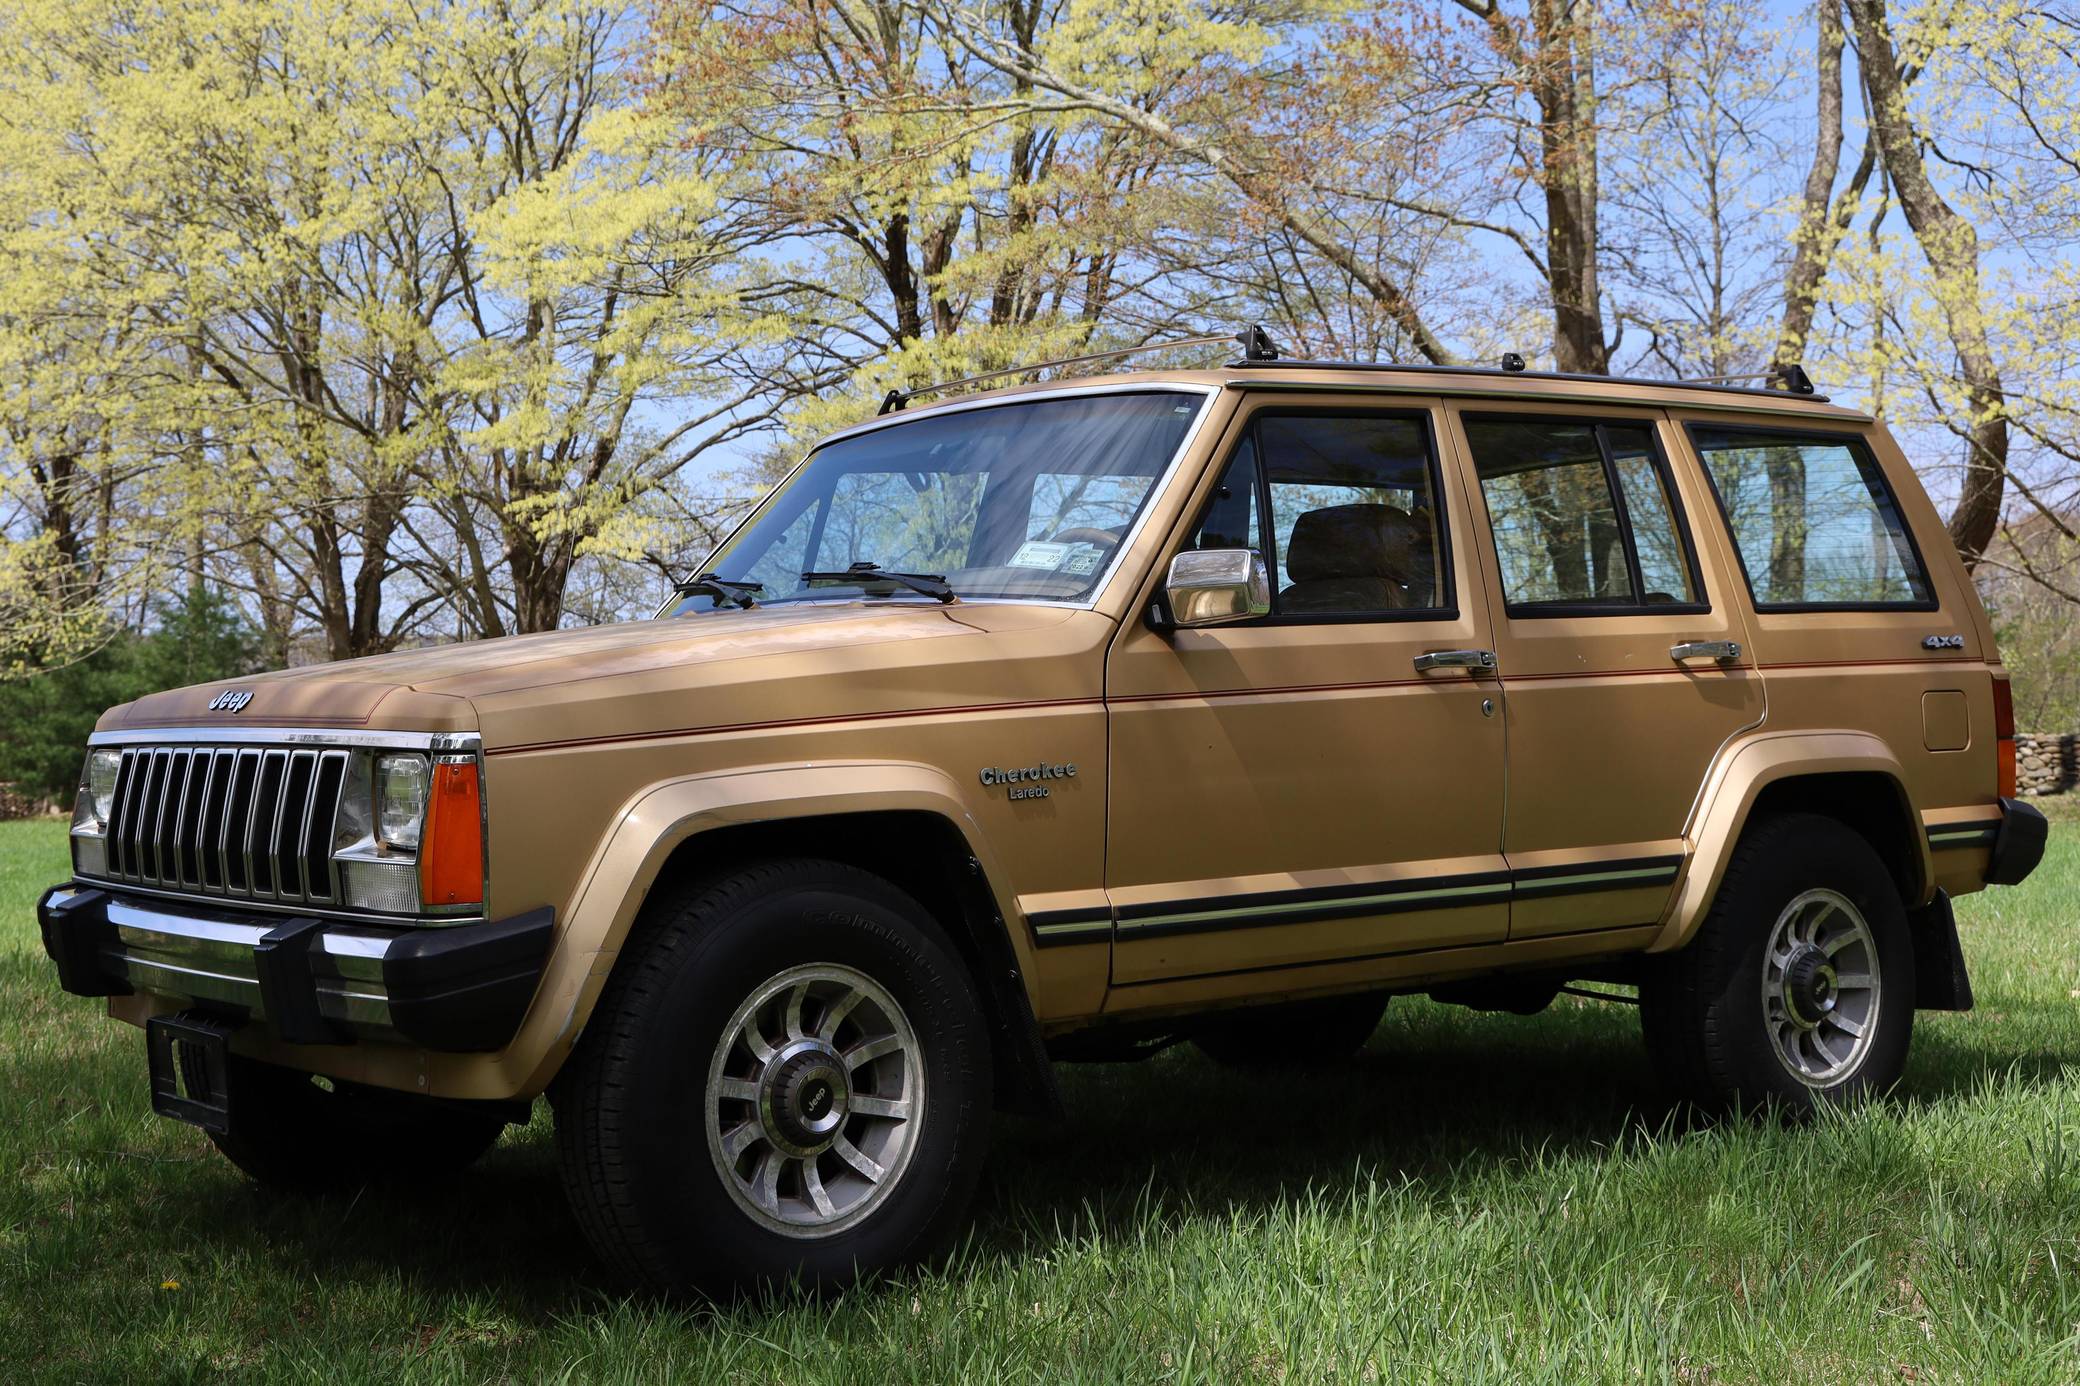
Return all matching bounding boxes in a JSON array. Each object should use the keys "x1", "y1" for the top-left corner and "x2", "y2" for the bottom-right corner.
[
  {"x1": 762, "y1": 1044, "x2": 849, "y2": 1153},
  {"x1": 1782, "y1": 944, "x2": 1837, "y2": 1030}
]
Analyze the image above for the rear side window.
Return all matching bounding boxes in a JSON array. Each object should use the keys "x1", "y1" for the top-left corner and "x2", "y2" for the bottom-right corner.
[
  {"x1": 1463, "y1": 417, "x2": 1704, "y2": 612},
  {"x1": 1689, "y1": 425, "x2": 1933, "y2": 610}
]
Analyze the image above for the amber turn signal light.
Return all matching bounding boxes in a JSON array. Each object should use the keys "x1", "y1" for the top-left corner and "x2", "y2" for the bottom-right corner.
[{"x1": 420, "y1": 759, "x2": 485, "y2": 907}]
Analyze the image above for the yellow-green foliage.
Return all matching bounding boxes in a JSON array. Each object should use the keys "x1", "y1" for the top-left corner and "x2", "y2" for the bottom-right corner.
[
  {"x1": 1, "y1": 0, "x2": 2076, "y2": 657},
  {"x1": 0, "y1": 0, "x2": 805, "y2": 649}
]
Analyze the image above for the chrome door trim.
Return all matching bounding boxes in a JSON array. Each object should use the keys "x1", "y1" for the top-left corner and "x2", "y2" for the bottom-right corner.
[
  {"x1": 1413, "y1": 648, "x2": 1499, "y2": 673},
  {"x1": 1670, "y1": 640, "x2": 1742, "y2": 662}
]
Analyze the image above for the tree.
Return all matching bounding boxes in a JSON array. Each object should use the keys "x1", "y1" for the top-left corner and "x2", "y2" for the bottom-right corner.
[
  {"x1": 0, "y1": 0, "x2": 800, "y2": 654},
  {"x1": 0, "y1": 588, "x2": 257, "y2": 803},
  {"x1": 1842, "y1": 0, "x2": 2007, "y2": 569},
  {"x1": 646, "y1": 0, "x2": 1245, "y2": 446},
  {"x1": 1442, "y1": 0, "x2": 1614, "y2": 373},
  {"x1": 920, "y1": 0, "x2": 1470, "y2": 366},
  {"x1": 1605, "y1": 0, "x2": 1797, "y2": 378}
]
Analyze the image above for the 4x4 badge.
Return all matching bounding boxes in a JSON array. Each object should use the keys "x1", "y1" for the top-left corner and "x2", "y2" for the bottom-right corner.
[
  {"x1": 206, "y1": 689, "x2": 253, "y2": 713},
  {"x1": 1922, "y1": 634, "x2": 1964, "y2": 650}
]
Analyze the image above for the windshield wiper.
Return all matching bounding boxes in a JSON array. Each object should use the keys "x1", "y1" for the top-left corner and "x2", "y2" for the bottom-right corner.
[
  {"x1": 800, "y1": 561, "x2": 957, "y2": 604},
  {"x1": 673, "y1": 572, "x2": 763, "y2": 609}
]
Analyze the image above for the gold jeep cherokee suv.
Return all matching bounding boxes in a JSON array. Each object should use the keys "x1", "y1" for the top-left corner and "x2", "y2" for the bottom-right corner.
[{"x1": 38, "y1": 334, "x2": 2050, "y2": 1292}]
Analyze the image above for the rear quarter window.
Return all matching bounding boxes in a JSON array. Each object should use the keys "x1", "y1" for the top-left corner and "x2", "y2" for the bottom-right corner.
[{"x1": 1687, "y1": 424, "x2": 1935, "y2": 611}]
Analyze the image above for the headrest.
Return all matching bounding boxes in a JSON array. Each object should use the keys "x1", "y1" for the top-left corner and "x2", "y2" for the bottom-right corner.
[{"x1": 1284, "y1": 503, "x2": 1426, "y2": 583}]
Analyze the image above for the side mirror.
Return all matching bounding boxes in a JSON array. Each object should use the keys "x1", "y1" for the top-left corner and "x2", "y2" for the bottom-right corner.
[{"x1": 1163, "y1": 549, "x2": 1270, "y2": 628}]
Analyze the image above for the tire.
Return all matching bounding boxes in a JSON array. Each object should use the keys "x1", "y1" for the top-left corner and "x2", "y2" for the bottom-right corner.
[
  {"x1": 188, "y1": 1052, "x2": 510, "y2": 1193},
  {"x1": 553, "y1": 858, "x2": 991, "y2": 1294},
  {"x1": 1641, "y1": 812, "x2": 1915, "y2": 1114},
  {"x1": 1192, "y1": 990, "x2": 1390, "y2": 1067}
]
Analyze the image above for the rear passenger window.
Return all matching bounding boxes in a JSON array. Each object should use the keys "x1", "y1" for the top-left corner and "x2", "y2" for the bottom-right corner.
[
  {"x1": 1464, "y1": 418, "x2": 1703, "y2": 611},
  {"x1": 1689, "y1": 426, "x2": 1933, "y2": 609},
  {"x1": 1186, "y1": 412, "x2": 1449, "y2": 617}
]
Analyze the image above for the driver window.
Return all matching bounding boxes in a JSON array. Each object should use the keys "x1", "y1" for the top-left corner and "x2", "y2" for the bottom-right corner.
[
  {"x1": 1260, "y1": 415, "x2": 1444, "y2": 614},
  {"x1": 1181, "y1": 413, "x2": 1448, "y2": 618}
]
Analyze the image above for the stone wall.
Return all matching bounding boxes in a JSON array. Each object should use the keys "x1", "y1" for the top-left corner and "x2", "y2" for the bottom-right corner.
[{"x1": 2017, "y1": 733, "x2": 2079, "y2": 797}]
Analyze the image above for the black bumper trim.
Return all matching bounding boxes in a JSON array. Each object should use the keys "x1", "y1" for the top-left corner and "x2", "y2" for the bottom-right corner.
[
  {"x1": 37, "y1": 886, "x2": 131, "y2": 998},
  {"x1": 381, "y1": 907, "x2": 557, "y2": 1052},
  {"x1": 37, "y1": 882, "x2": 554, "y2": 1053},
  {"x1": 253, "y1": 918, "x2": 350, "y2": 1046},
  {"x1": 1987, "y1": 797, "x2": 2049, "y2": 887}
]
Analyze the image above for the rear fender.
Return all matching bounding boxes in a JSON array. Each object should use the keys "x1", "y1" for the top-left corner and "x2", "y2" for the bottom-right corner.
[{"x1": 1650, "y1": 730, "x2": 1931, "y2": 953}]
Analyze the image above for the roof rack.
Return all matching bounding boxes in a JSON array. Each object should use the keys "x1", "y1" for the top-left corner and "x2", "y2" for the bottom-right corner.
[
  {"x1": 1232, "y1": 330, "x2": 1825, "y2": 402},
  {"x1": 877, "y1": 330, "x2": 1270, "y2": 414},
  {"x1": 875, "y1": 324, "x2": 1824, "y2": 413}
]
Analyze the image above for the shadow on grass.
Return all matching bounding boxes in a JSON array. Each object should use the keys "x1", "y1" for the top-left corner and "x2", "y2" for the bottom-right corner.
[{"x1": 15, "y1": 996, "x2": 2078, "y2": 1315}]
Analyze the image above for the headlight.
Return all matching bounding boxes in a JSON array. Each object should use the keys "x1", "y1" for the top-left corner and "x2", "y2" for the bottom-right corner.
[
  {"x1": 85, "y1": 749, "x2": 121, "y2": 823},
  {"x1": 376, "y1": 753, "x2": 429, "y2": 849}
]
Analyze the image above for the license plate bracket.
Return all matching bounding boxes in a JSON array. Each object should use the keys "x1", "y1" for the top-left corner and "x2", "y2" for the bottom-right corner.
[{"x1": 146, "y1": 1012, "x2": 238, "y2": 1134}]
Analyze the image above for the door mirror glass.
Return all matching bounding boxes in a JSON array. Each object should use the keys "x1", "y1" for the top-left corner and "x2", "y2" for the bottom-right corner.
[{"x1": 1165, "y1": 549, "x2": 1270, "y2": 627}]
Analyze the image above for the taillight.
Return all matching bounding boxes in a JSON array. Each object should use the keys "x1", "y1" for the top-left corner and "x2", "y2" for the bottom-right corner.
[
  {"x1": 420, "y1": 759, "x2": 484, "y2": 907},
  {"x1": 1993, "y1": 677, "x2": 2016, "y2": 799}
]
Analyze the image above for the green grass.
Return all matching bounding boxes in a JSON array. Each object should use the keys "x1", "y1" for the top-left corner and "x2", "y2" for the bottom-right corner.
[{"x1": 4, "y1": 807, "x2": 2079, "y2": 1383}]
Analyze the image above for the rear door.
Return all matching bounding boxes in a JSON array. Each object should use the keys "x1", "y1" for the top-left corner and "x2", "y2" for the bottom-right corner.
[
  {"x1": 1105, "y1": 396, "x2": 1510, "y2": 990},
  {"x1": 1673, "y1": 415, "x2": 1995, "y2": 891},
  {"x1": 1447, "y1": 405, "x2": 1764, "y2": 938}
]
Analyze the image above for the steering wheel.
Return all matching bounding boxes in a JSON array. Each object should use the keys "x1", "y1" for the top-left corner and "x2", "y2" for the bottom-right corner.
[{"x1": 1049, "y1": 526, "x2": 1122, "y2": 550}]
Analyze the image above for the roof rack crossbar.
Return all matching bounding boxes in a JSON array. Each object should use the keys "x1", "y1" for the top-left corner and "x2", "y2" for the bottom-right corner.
[{"x1": 875, "y1": 331, "x2": 1251, "y2": 414}]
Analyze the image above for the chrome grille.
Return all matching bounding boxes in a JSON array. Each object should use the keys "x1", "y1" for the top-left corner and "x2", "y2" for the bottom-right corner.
[{"x1": 102, "y1": 745, "x2": 348, "y2": 906}]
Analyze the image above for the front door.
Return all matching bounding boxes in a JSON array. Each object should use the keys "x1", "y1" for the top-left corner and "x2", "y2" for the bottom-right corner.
[
  {"x1": 1105, "y1": 398, "x2": 1510, "y2": 988},
  {"x1": 1447, "y1": 405, "x2": 1764, "y2": 938}
]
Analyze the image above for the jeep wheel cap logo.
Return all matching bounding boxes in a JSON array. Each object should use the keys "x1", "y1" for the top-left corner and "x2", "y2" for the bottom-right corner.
[{"x1": 207, "y1": 689, "x2": 253, "y2": 713}]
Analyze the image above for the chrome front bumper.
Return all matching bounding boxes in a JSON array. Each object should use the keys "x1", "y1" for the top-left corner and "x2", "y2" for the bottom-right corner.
[{"x1": 38, "y1": 885, "x2": 553, "y2": 1052}]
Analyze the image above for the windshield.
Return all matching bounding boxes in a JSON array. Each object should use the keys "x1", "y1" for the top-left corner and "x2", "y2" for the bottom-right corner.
[{"x1": 664, "y1": 390, "x2": 1206, "y2": 613}]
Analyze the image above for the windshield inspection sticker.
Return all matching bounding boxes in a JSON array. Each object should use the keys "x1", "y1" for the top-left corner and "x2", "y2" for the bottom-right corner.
[
  {"x1": 1060, "y1": 546, "x2": 1103, "y2": 576},
  {"x1": 1009, "y1": 540, "x2": 1072, "y2": 569}
]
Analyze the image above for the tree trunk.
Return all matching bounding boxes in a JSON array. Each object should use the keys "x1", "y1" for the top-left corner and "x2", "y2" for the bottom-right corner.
[
  {"x1": 884, "y1": 212, "x2": 923, "y2": 344},
  {"x1": 508, "y1": 530, "x2": 570, "y2": 633},
  {"x1": 1531, "y1": 0, "x2": 1608, "y2": 374},
  {"x1": 1775, "y1": 0, "x2": 1847, "y2": 367},
  {"x1": 1845, "y1": 0, "x2": 2007, "y2": 568}
]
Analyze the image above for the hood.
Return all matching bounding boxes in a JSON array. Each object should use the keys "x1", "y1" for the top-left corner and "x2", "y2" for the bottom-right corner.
[{"x1": 97, "y1": 602, "x2": 1096, "y2": 743}]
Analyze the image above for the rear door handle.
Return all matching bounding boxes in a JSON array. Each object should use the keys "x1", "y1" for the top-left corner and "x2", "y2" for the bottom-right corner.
[
  {"x1": 1413, "y1": 648, "x2": 1498, "y2": 673},
  {"x1": 1670, "y1": 640, "x2": 1741, "y2": 663}
]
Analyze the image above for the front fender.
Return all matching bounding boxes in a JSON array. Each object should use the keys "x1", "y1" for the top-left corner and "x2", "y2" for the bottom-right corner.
[
  {"x1": 489, "y1": 759, "x2": 1030, "y2": 1096},
  {"x1": 1648, "y1": 730, "x2": 1931, "y2": 953}
]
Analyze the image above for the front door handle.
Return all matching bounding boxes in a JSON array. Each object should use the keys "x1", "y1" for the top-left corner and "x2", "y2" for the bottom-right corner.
[
  {"x1": 1413, "y1": 648, "x2": 1498, "y2": 673},
  {"x1": 1670, "y1": 640, "x2": 1742, "y2": 663}
]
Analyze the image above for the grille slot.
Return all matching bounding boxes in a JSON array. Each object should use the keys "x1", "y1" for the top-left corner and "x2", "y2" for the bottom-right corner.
[{"x1": 100, "y1": 745, "x2": 349, "y2": 907}]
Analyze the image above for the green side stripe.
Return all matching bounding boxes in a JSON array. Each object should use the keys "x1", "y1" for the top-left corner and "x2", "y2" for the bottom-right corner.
[
  {"x1": 1119, "y1": 881, "x2": 1513, "y2": 932},
  {"x1": 1034, "y1": 921, "x2": 1112, "y2": 935},
  {"x1": 1514, "y1": 865, "x2": 1680, "y2": 890}
]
